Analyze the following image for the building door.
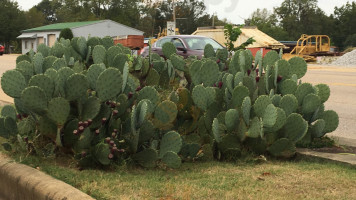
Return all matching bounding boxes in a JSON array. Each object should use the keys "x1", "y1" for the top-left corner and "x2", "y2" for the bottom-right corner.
[
  {"x1": 38, "y1": 37, "x2": 44, "y2": 45},
  {"x1": 48, "y1": 34, "x2": 56, "y2": 47}
]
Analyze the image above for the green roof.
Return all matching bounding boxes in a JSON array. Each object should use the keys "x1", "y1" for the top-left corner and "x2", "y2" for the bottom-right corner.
[{"x1": 22, "y1": 20, "x2": 103, "y2": 32}]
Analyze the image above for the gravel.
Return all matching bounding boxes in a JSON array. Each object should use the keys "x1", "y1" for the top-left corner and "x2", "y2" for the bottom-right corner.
[{"x1": 332, "y1": 49, "x2": 356, "y2": 67}]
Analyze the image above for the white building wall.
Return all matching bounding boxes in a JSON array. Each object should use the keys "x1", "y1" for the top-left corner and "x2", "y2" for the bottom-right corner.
[
  {"x1": 71, "y1": 20, "x2": 144, "y2": 38},
  {"x1": 21, "y1": 31, "x2": 60, "y2": 54}
]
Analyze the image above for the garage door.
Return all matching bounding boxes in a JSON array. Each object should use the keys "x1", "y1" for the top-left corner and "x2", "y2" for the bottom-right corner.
[{"x1": 48, "y1": 34, "x2": 56, "y2": 47}]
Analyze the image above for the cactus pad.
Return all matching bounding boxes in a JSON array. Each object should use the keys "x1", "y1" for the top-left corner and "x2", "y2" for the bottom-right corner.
[
  {"x1": 192, "y1": 85, "x2": 215, "y2": 111},
  {"x1": 93, "y1": 45, "x2": 106, "y2": 64},
  {"x1": 262, "y1": 104, "x2": 277, "y2": 128},
  {"x1": 231, "y1": 85, "x2": 249, "y2": 108},
  {"x1": 262, "y1": 50, "x2": 279, "y2": 70},
  {"x1": 87, "y1": 64, "x2": 106, "y2": 90},
  {"x1": 189, "y1": 60, "x2": 203, "y2": 85},
  {"x1": 132, "y1": 148, "x2": 158, "y2": 168},
  {"x1": 295, "y1": 83, "x2": 315, "y2": 105},
  {"x1": 65, "y1": 73, "x2": 89, "y2": 101},
  {"x1": 52, "y1": 58, "x2": 67, "y2": 70},
  {"x1": 281, "y1": 113, "x2": 308, "y2": 143},
  {"x1": 310, "y1": 119, "x2": 326, "y2": 138},
  {"x1": 162, "y1": 42, "x2": 176, "y2": 59},
  {"x1": 43, "y1": 56, "x2": 57, "y2": 72},
  {"x1": 159, "y1": 131, "x2": 182, "y2": 158},
  {"x1": 93, "y1": 143, "x2": 111, "y2": 165},
  {"x1": 201, "y1": 60, "x2": 220, "y2": 86},
  {"x1": 279, "y1": 94, "x2": 298, "y2": 116},
  {"x1": 47, "y1": 97, "x2": 70, "y2": 126},
  {"x1": 81, "y1": 97, "x2": 101, "y2": 121},
  {"x1": 33, "y1": 53, "x2": 44, "y2": 74},
  {"x1": 138, "y1": 86, "x2": 160, "y2": 106},
  {"x1": 1, "y1": 70, "x2": 26, "y2": 98},
  {"x1": 247, "y1": 117, "x2": 263, "y2": 138},
  {"x1": 1, "y1": 105, "x2": 17, "y2": 120},
  {"x1": 154, "y1": 100, "x2": 177, "y2": 128},
  {"x1": 225, "y1": 109, "x2": 239, "y2": 131},
  {"x1": 96, "y1": 68, "x2": 123, "y2": 101},
  {"x1": 253, "y1": 95, "x2": 272, "y2": 117},
  {"x1": 21, "y1": 86, "x2": 48, "y2": 114},
  {"x1": 275, "y1": 59, "x2": 290, "y2": 78},
  {"x1": 106, "y1": 45, "x2": 122, "y2": 67},
  {"x1": 204, "y1": 44, "x2": 215, "y2": 58},
  {"x1": 314, "y1": 84, "x2": 330, "y2": 103},
  {"x1": 268, "y1": 138, "x2": 296, "y2": 158},
  {"x1": 302, "y1": 93, "x2": 321, "y2": 114},
  {"x1": 162, "y1": 151, "x2": 181, "y2": 169},
  {"x1": 288, "y1": 57, "x2": 307, "y2": 79},
  {"x1": 321, "y1": 110, "x2": 339, "y2": 133},
  {"x1": 28, "y1": 74, "x2": 54, "y2": 100}
]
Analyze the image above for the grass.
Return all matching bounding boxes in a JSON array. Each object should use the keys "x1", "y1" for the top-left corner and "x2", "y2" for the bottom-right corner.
[{"x1": 1, "y1": 150, "x2": 355, "y2": 200}]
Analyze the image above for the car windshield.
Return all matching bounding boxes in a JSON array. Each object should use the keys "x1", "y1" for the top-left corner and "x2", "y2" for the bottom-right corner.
[{"x1": 184, "y1": 37, "x2": 223, "y2": 50}]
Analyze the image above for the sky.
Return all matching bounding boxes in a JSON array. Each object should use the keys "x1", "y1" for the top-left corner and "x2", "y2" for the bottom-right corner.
[{"x1": 15, "y1": 0, "x2": 353, "y2": 24}]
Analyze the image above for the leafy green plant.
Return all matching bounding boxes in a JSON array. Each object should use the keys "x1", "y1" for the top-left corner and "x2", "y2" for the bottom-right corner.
[{"x1": 224, "y1": 24, "x2": 256, "y2": 52}]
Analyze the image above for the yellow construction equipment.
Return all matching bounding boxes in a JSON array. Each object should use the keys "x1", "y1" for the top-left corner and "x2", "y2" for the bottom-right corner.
[
  {"x1": 283, "y1": 34, "x2": 331, "y2": 61},
  {"x1": 149, "y1": 27, "x2": 180, "y2": 45}
]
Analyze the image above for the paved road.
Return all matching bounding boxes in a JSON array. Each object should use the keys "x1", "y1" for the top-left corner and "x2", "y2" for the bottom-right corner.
[
  {"x1": 303, "y1": 65, "x2": 356, "y2": 140},
  {"x1": 0, "y1": 55, "x2": 355, "y2": 140}
]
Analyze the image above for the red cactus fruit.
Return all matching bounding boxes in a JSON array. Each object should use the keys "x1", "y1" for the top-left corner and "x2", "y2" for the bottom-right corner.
[
  {"x1": 255, "y1": 76, "x2": 260, "y2": 82},
  {"x1": 277, "y1": 75, "x2": 283, "y2": 83},
  {"x1": 73, "y1": 130, "x2": 79, "y2": 135},
  {"x1": 247, "y1": 69, "x2": 251, "y2": 76},
  {"x1": 113, "y1": 129, "x2": 118, "y2": 133},
  {"x1": 81, "y1": 151, "x2": 87, "y2": 158},
  {"x1": 16, "y1": 114, "x2": 22, "y2": 120},
  {"x1": 108, "y1": 153, "x2": 114, "y2": 159},
  {"x1": 24, "y1": 137, "x2": 28, "y2": 143},
  {"x1": 101, "y1": 118, "x2": 107, "y2": 125},
  {"x1": 95, "y1": 129, "x2": 100, "y2": 135},
  {"x1": 87, "y1": 119, "x2": 93, "y2": 126},
  {"x1": 78, "y1": 121, "x2": 84, "y2": 128},
  {"x1": 128, "y1": 92, "x2": 133, "y2": 99},
  {"x1": 113, "y1": 110, "x2": 119, "y2": 116},
  {"x1": 105, "y1": 137, "x2": 111, "y2": 144},
  {"x1": 135, "y1": 86, "x2": 142, "y2": 92},
  {"x1": 218, "y1": 81, "x2": 223, "y2": 89},
  {"x1": 217, "y1": 59, "x2": 221, "y2": 64},
  {"x1": 78, "y1": 126, "x2": 85, "y2": 133},
  {"x1": 83, "y1": 121, "x2": 89, "y2": 128}
]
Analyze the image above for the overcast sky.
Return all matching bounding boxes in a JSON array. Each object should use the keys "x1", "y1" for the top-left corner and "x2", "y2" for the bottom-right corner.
[{"x1": 16, "y1": 0, "x2": 352, "y2": 24}]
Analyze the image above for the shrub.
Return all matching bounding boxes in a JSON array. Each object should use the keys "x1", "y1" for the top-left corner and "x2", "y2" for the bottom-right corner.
[{"x1": 59, "y1": 28, "x2": 74, "y2": 40}]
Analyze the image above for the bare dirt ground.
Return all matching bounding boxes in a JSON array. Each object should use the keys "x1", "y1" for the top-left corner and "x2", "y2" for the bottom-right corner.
[
  {"x1": 0, "y1": 55, "x2": 355, "y2": 140},
  {"x1": 0, "y1": 54, "x2": 18, "y2": 106}
]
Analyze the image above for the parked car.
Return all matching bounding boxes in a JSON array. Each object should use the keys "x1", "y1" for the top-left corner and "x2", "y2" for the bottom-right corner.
[
  {"x1": 141, "y1": 35, "x2": 224, "y2": 59},
  {"x1": 0, "y1": 44, "x2": 4, "y2": 55}
]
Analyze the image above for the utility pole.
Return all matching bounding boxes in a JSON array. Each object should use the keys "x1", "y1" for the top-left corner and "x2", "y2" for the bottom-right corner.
[{"x1": 173, "y1": 0, "x2": 176, "y2": 24}]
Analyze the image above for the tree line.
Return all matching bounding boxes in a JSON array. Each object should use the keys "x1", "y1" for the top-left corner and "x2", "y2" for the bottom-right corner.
[
  {"x1": 246, "y1": 0, "x2": 356, "y2": 50},
  {"x1": 0, "y1": 0, "x2": 355, "y2": 52}
]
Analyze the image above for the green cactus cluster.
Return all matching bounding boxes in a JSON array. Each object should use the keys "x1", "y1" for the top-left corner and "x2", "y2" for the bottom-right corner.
[{"x1": 0, "y1": 38, "x2": 339, "y2": 169}]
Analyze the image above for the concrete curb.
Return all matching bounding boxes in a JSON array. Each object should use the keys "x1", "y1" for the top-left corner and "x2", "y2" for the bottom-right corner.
[
  {"x1": 0, "y1": 157, "x2": 95, "y2": 200},
  {"x1": 297, "y1": 148, "x2": 356, "y2": 166}
]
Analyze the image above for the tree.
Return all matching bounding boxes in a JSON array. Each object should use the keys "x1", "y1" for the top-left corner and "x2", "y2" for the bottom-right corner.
[
  {"x1": 245, "y1": 8, "x2": 289, "y2": 40},
  {"x1": 25, "y1": 7, "x2": 46, "y2": 28},
  {"x1": 274, "y1": 0, "x2": 331, "y2": 40},
  {"x1": 35, "y1": 0, "x2": 61, "y2": 24},
  {"x1": 59, "y1": 28, "x2": 73, "y2": 40},
  {"x1": 0, "y1": 0, "x2": 26, "y2": 53},
  {"x1": 333, "y1": 2, "x2": 356, "y2": 49}
]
